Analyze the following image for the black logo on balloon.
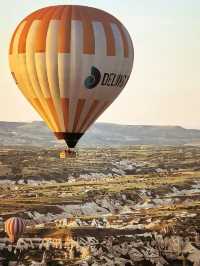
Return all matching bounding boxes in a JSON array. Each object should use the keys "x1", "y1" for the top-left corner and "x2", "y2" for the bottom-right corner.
[{"x1": 84, "y1": 66, "x2": 101, "y2": 89}]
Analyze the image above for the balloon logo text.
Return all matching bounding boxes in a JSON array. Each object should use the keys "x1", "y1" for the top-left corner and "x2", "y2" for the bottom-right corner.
[{"x1": 85, "y1": 66, "x2": 130, "y2": 90}]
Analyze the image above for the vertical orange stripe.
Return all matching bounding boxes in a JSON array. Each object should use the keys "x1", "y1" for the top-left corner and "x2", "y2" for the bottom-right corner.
[
  {"x1": 7, "y1": 220, "x2": 11, "y2": 235},
  {"x1": 18, "y1": 8, "x2": 48, "y2": 53},
  {"x1": 9, "y1": 21, "x2": 24, "y2": 54},
  {"x1": 7, "y1": 220, "x2": 12, "y2": 235},
  {"x1": 72, "y1": 99, "x2": 86, "y2": 132},
  {"x1": 58, "y1": 6, "x2": 72, "y2": 53},
  {"x1": 79, "y1": 6, "x2": 95, "y2": 54},
  {"x1": 79, "y1": 100, "x2": 100, "y2": 132},
  {"x1": 117, "y1": 24, "x2": 129, "y2": 58},
  {"x1": 35, "y1": 7, "x2": 63, "y2": 52},
  {"x1": 9, "y1": 219, "x2": 14, "y2": 236},
  {"x1": 61, "y1": 98, "x2": 69, "y2": 131},
  {"x1": 102, "y1": 21, "x2": 115, "y2": 56},
  {"x1": 46, "y1": 98, "x2": 61, "y2": 132}
]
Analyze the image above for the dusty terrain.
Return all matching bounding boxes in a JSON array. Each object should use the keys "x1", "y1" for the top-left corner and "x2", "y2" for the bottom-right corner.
[{"x1": 0, "y1": 145, "x2": 200, "y2": 265}]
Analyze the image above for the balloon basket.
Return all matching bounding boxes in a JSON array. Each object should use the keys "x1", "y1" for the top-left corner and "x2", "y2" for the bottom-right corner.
[{"x1": 60, "y1": 149, "x2": 77, "y2": 159}]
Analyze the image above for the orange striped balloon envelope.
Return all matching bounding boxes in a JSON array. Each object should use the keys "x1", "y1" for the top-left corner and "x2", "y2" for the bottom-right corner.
[
  {"x1": 9, "y1": 5, "x2": 134, "y2": 148},
  {"x1": 5, "y1": 217, "x2": 26, "y2": 242}
]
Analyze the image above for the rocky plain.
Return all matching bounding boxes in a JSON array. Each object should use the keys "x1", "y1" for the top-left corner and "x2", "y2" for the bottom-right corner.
[
  {"x1": 0, "y1": 144, "x2": 200, "y2": 265},
  {"x1": 0, "y1": 122, "x2": 200, "y2": 265}
]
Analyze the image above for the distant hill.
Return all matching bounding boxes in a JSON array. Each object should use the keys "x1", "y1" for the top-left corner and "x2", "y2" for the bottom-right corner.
[{"x1": 0, "y1": 121, "x2": 200, "y2": 147}]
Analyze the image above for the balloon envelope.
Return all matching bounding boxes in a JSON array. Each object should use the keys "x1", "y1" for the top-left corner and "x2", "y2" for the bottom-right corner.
[
  {"x1": 5, "y1": 217, "x2": 26, "y2": 242},
  {"x1": 9, "y1": 5, "x2": 134, "y2": 147}
]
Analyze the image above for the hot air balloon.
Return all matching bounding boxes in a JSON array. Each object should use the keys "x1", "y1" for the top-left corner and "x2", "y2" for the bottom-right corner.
[
  {"x1": 9, "y1": 5, "x2": 134, "y2": 151},
  {"x1": 5, "y1": 217, "x2": 26, "y2": 242}
]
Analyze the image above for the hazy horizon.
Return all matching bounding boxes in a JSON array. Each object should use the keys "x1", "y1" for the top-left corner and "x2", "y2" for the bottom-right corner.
[
  {"x1": 1, "y1": 0, "x2": 200, "y2": 129},
  {"x1": 0, "y1": 119, "x2": 200, "y2": 130}
]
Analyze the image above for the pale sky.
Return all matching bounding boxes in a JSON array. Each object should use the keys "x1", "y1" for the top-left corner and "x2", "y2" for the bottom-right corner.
[{"x1": 1, "y1": 0, "x2": 200, "y2": 128}]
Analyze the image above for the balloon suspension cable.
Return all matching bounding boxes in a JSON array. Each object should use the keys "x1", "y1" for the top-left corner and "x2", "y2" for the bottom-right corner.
[{"x1": 67, "y1": 147, "x2": 76, "y2": 157}]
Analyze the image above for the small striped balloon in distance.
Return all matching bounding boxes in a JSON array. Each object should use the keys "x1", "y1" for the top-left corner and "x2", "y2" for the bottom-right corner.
[
  {"x1": 9, "y1": 5, "x2": 134, "y2": 148},
  {"x1": 5, "y1": 217, "x2": 26, "y2": 242}
]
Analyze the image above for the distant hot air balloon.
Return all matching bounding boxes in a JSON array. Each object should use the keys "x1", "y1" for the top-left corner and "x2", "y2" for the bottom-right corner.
[
  {"x1": 5, "y1": 217, "x2": 26, "y2": 242},
  {"x1": 9, "y1": 5, "x2": 134, "y2": 149}
]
